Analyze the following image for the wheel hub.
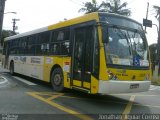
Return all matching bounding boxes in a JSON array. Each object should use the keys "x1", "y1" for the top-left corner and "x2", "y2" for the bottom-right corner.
[{"x1": 54, "y1": 74, "x2": 61, "y2": 86}]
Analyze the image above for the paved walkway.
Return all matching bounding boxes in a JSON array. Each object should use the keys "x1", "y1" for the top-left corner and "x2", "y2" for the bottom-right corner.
[{"x1": 0, "y1": 63, "x2": 9, "y2": 73}]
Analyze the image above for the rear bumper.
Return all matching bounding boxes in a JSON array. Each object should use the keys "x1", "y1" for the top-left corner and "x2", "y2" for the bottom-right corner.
[{"x1": 98, "y1": 80, "x2": 151, "y2": 94}]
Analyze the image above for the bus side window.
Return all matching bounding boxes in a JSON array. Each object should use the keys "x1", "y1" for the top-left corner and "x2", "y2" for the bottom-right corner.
[
  {"x1": 50, "y1": 28, "x2": 70, "y2": 55},
  {"x1": 26, "y1": 35, "x2": 36, "y2": 55},
  {"x1": 38, "y1": 31, "x2": 50, "y2": 44},
  {"x1": 61, "y1": 42, "x2": 69, "y2": 55},
  {"x1": 57, "y1": 31, "x2": 64, "y2": 40},
  {"x1": 50, "y1": 43, "x2": 60, "y2": 55},
  {"x1": 35, "y1": 45, "x2": 42, "y2": 55},
  {"x1": 50, "y1": 31, "x2": 55, "y2": 42}
]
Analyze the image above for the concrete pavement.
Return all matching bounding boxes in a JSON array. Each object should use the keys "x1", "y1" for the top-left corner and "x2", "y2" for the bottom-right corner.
[{"x1": 0, "y1": 63, "x2": 9, "y2": 73}]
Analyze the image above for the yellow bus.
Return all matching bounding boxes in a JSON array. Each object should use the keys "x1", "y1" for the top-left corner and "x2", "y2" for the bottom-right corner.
[{"x1": 2, "y1": 12, "x2": 151, "y2": 94}]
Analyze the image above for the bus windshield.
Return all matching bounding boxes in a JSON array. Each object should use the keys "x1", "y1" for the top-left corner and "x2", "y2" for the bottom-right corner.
[{"x1": 103, "y1": 27, "x2": 149, "y2": 67}]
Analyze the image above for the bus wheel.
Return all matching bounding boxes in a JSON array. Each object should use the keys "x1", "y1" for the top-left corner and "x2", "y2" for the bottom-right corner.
[
  {"x1": 10, "y1": 62, "x2": 14, "y2": 75},
  {"x1": 51, "y1": 68, "x2": 64, "y2": 92}
]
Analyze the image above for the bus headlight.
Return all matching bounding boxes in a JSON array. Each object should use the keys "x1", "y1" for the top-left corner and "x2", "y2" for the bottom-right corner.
[{"x1": 107, "y1": 70, "x2": 119, "y2": 80}]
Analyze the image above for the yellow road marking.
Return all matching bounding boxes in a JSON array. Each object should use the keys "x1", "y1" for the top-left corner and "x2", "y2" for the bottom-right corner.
[
  {"x1": 62, "y1": 95, "x2": 160, "y2": 111},
  {"x1": 61, "y1": 95, "x2": 160, "y2": 109},
  {"x1": 27, "y1": 92, "x2": 93, "y2": 120},
  {"x1": 121, "y1": 95, "x2": 136, "y2": 120},
  {"x1": 27, "y1": 91, "x2": 160, "y2": 120},
  {"x1": 47, "y1": 93, "x2": 64, "y2": 101},
  {"x1": 35, "y1": 92, "x2": 160, "y2": 108},
  {"x1": 33, "y1": 92, "x2": 63, "y2": 96}
]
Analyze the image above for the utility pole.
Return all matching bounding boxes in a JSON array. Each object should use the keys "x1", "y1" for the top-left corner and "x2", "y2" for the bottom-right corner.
[
  {"x1": 153, "y1": 5, "x2": 160, "y2": 78},
  {"x1": 157, "y1": 8, "x2": 160, "y2": 74},
  {"x1": 145, "y1": 2, "x2": 149, "y2": 31},
  {"x1": 0, "y1": 0, "x2": 5, "y2": 46},
  {"x1": 12, "y1": 18, "x2": 20, "y2": 34}
]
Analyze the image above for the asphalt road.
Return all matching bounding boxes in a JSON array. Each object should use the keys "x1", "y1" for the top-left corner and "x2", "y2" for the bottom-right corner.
[{"x1": 0, "y1": 72, "x2": 160, "y2": 120}]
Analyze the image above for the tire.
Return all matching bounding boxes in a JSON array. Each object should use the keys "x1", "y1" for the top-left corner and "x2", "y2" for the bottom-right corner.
[
  {"x1": 51, "y1": 68, "x2": 64, "y2": 92},
  {"x1": 10, "y1": 62, "x2": 14, "y2": 75}
]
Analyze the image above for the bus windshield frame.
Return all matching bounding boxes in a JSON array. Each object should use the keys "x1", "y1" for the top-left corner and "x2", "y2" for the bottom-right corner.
[{"x1": 99, "y1": 16, "x2": 150, "y2": 70}]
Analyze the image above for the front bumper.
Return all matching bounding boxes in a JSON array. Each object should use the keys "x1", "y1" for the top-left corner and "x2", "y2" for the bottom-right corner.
[{"x1": 98, "y1": 80, "x2": 151, "y2": 94}]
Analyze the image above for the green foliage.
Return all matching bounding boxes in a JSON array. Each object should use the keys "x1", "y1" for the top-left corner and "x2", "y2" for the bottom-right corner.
[
  {"x1": 1, "y1": 30, "x2": 15, "y2": 45},
  {"x1": 149, "y1": 43, "x2": 160, "y2": 68},
  {"x1": 149, "y1": 44, "x2": 157, "y2": 64},
  {"x1": 153, "y1": 5, "x2": 160, "y2": 20},
  {"x1": 102, "y1": 0, "x2": 131, "y2": 16},
  {"x1": 79, "y1": 0, "x2": 131, "y2": 16},
  {"x1": 79, "y1": 0, "x2": 104, "y2": 14}
]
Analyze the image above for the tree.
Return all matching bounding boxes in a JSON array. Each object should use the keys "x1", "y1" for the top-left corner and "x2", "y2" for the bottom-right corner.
[
  {"x1": 153, "y1": 6, "x2": 160, "y2": 76},
  {"x1": 153, "y1": 5, "x2": 160, "y2": 20},
  {"x1": 1, "y1": 30, "x2": 15, "y2": 45},
  {"x1": 79, "y1": 0, "x2": 131, "y2": 16},
  {"x1": 149, "y1": 44, "x2": 157, "y2": 63},
  {"x1": 149, "y1": 44, "x2": 157, "y2": 74},
  {"x1": 102, "y1": 0, "x2": 131, "y2": 16},
  {"x1": 79, "y1": 0, "x2": 104, "y2": 14}
]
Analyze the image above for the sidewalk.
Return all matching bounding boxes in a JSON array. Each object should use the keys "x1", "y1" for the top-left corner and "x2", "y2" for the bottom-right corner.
[
  {"x1": 152, "y1": 70, "x2": 160, "y2": 85},
  {"x1": 0, "y1": 63, "x2": 9, "y2": 73}
]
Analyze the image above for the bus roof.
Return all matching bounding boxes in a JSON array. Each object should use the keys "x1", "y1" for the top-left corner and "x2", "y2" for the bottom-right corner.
[
  {"x1": 4, "y1": 26, "x2": 48, "y2": 41},
  {"x1": 4, "y1": 12, "x2": 99, "y2": 41},
  {"x1": 4, "y1": 12, "x2": 142, "y2": 41}
]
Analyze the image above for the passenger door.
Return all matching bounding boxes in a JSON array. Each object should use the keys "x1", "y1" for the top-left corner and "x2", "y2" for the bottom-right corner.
[{"x1": 72, "y1": 26, "x2": 94, "y2": 88}]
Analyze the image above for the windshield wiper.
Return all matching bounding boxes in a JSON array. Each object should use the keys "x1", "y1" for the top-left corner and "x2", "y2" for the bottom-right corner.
[{"x1": 116, "y1": 28, "x2": 132, "y2": 55}]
